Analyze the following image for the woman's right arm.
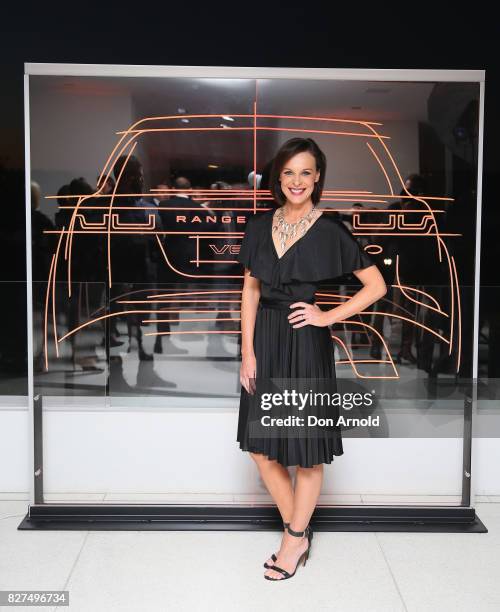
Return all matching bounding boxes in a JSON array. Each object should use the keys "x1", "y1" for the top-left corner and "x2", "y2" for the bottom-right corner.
[{"x1": 240, "y1": 268, "x2": 261, "y2": 394}]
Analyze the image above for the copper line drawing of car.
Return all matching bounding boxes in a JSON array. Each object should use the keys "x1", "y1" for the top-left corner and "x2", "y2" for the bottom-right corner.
[
  {"x1": 315, "y1": 290, "x2": 450, "y2": 378},
  {"x1": 61, "y1": 111, "x2": 394, "y2": 290},
  {"x1": 43, "y1": 225, "x2": 66, "y2": 370},
  {"x1": 39, "y1": 112, "x2": 462, "y2": 377},
  {"x1": 334, "y1": 332, "x2": 399, "y2": 379}
]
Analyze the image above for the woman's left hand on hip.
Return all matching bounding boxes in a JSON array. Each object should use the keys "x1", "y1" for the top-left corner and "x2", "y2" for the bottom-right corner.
[{"x1": 288, "y1": 302, "x2": 328, "y2": 328}]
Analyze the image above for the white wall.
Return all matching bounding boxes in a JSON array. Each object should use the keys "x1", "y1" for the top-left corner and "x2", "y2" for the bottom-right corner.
[{"x1": 1, "y1": 401, "x2": 498, "y2": 503}]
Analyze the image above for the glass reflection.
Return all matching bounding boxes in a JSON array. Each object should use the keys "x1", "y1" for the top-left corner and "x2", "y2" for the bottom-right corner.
[{"x1": 27, "y1": 76, "x2": 480, "y2": 404}]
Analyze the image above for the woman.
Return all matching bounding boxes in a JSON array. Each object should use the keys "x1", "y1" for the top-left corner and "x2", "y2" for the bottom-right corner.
[{"x1": 237, "y1": 137, "x2": 387, "y2": 581}]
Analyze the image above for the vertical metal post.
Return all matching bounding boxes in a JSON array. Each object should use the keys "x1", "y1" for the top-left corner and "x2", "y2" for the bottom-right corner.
[
  {"x1": 461, "y1": 390, "x2": 473, "y2": 506},
  {"x1": 467, "y1": 78, "x2": 486, "y2": 508},
  {"x1": 24, "y1": 70, "x2": 37, "y2": 506},
  {"x1": 33, "y1": 394, "x2": 44, "y2": 503}
]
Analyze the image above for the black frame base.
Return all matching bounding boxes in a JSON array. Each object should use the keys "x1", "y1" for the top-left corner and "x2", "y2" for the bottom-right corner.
[{"x1": 18, "y1": 504, "x2": 488, "y2": 533}]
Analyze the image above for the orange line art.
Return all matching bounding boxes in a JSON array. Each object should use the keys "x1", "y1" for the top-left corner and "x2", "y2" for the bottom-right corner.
[
  {"x1": 51, "y1": 226, "x2": 65, "y2": 357},
  {"x1": 394, "y1": 255, "x2": 447, "y2": 316},
  {"x1": 76, "y1": 131, "x2": 143, "y2": 283},
  {"x1": 155, "y1": 235, "x2": 243, "y2": 279},
  {"x1": 146, "y1": 289, "x2": 242, "y2": 299},
  {"x1": 394, "y1": 284, "x2": 447, "y2": 316},
  {"x1": 144, "y1": 330, "x2": 241, "y2": 336},
  {"x1": 142, "y1": 317, "x2": 239, "y2": 324},
  {"x1": 353, "y1": 213, "x2": 397, "y2": 229},
  {"x1": 115, "y1": 126, "x2": 391, "y2": 139},
  {"x1": 117, "y1": 299, "x2": 242, "y2": 304},
  {"x1": 49, "y1": 192, "x2": 454, "y2": 201},
  {"x1": 366, "y1": 141, "x2": 394, "y2": 196},
  {"x1": 53, "y1": 206, "x2": 447, "y2": 216},
  {"x1": 350, "y1": 233, "x2": 460, "y2": 237},
  {"x1": 108, "y1": 113, "x2": 383, "y2": 130},
  {"x1": 44, "y1": 230, "x2": 463, "y2": 238},
  {"x1": 113, "y1": 112, "x2": 380, "y2": 135},
  {"x1": 59, "y1": 205, "x2": 272, "y2": 210},
  {"x1": 365, "y1": 311, "x2": 449, "y2": 343},
  {"x1": 75, "y1": 212, "x2": 155, "y2": 231},
  {"x1": 98, "y1": 129, "x2": 141, "y2": 184},
  {"x1": 331, "y1": 325, "x2": 399, "y2": 379},
  {"x1": 64, "y1": 133, "x2": 137, "y2": 294},
  {"x1": 365, "y1": 244, "x2": 383, "y2": 254},
  {"x1": 111, "y1": 213, "x2": 155, "y2": 230},
  {"x1": 148, "y1": 188, "x2": 375, "y2": 194},
  {"x1": 315, "y1": 285, "x2": 449, "y2": 334},
  {"x1": 107, "y1": 143, "x2": 138, "y2": 288},
  {"x1": 449, "y1": 250, "x2": 456, "y2": 356},
  {"x1": 367, "y1": 127, "x2": 437, "y2": 202},
  {"x1": 76, "y1": 214, "x2": 108, "y2": 229},
  {"x1": 39, "y1": 110, "x2": 466, "y2": 379},
  {"x1": 43, "y1": 254, "x2": 55, "y2": 371},
  {"x1": 451, "y1": 256, "x2": 462, "y2": 371},
  {"x1": 57, "y1": 198, "x2": 393, "y2": 207},
  {"x1": 194, "y1": 234, "x2": 200, "y2": 267},
  {"x1": 315, "y1": 293, "x2": 423, "y2": 320},
  {"x1": 352, "y1": 213, "x2": 453, "y2": 234},
  {"x1": 189, "y1": 260, "x2": 240, "y2": 264},
  {"x1": 397, "y1": 215, "x2": 434, "y2": 230},
  {"x1": 253, "y1": 97, "x2": 257, "y2": 214},
  {"x1": 435, "y1": 234, "x2": 456, "y2": 354},
  {"x1": 56, "y1": 309, "x2": 241, "y2": 343},
  {"x1": 89, "y1": 287, "x2": 167, "y2": 317},
  {"x1": 144, "y1": 310, "x2": 239, "y2": 313},
  {"x1": 240, "y1": 113, "x2": 383, "y2": 126}
]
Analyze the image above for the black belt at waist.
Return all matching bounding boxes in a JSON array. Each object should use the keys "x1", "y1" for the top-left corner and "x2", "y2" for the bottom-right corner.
[{"x1": 258, "y1": 297, "x2": 314, "y2": 311}]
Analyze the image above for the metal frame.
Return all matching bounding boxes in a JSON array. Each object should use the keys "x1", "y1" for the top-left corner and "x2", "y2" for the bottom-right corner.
[
  {"x1": 21, "y1": 63, "x2": 486, "y2": 532},
  {"x1": 470, "y1": 79, "x2": 486, "y2": 510},
  {"x1": 24, "y1": 63, "x2": 484, "y2": 81},
  {"x1": 19, "y1": 504, "x2": 487, "y2": 533},
  {"x1": 24, "y1": 73, "x2": 36, "y2": 509}
]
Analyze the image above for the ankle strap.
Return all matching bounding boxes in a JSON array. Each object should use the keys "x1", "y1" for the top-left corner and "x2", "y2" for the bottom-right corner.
[{"x1": 287, "y1": 524, "x2": 309, "y2": 538}]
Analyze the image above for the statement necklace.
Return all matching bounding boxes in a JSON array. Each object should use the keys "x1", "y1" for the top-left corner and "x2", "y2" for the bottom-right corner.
[{"x1": 272, "y1": 204, "x2": 318, "y2": 255}]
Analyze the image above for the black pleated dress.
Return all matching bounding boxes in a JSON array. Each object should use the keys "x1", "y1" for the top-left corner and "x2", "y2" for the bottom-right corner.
[{"x1": 236, "y1": 208, "x2": 375, "y2": 468}]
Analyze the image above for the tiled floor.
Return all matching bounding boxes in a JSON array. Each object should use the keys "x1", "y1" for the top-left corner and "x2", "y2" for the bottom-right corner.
[{"x1": 1, "y1": 499, "x2": 499, "y2": 611}]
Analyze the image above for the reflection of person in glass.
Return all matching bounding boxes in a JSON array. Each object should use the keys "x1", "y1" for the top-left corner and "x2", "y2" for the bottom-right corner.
[{"x1": 237, "y1": 138, "x2": 387, "y2": 581}]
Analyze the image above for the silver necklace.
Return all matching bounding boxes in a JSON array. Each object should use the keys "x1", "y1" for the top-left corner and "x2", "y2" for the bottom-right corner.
[{"x1": 272, "y1": 204, "x2": 318, "y2": 255}]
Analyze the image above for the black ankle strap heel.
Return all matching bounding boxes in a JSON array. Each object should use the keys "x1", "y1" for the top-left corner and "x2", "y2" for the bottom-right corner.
[
  {"x1": 287, "y1": 524, "x2": 312, "y2": 555},
  {"x1": 264, "y1": 523, "x2": 313, "y2": 581},
  {"x1": 286, "y1": 524, "x2": 309, "y2": 538},
  {"x1": 263, "y1": 521, "x2": 290, "y2": 569}
]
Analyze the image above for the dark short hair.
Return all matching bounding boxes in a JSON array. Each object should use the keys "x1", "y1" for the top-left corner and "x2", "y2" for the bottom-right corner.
[
  {"x1": 57, "y1": 184, "x2": 71, "y2": 206},
  {"x1": 69, "y1": 177, "x2": 93, "y2": 196},
  {"x1": 402, "y1": 173, "x2": 426, "y2": 196},
  {"x1": 174, "y1": 176, "x2": 191, "y2": 190},
  {"x1": 113, "y1": 154, "x2": 142, "y2": 180},
  {"x1": 269, "y1": 138, "x2": 327, "y2": 206}
]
